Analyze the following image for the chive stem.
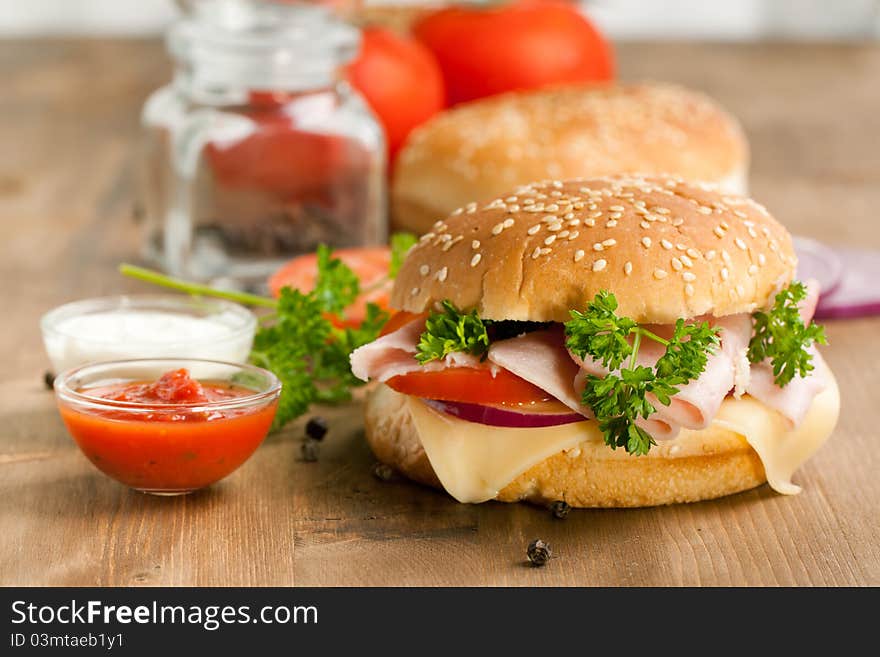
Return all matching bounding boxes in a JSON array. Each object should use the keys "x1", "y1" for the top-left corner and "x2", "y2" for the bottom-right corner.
[{"x1": 118, "y1": 264, "x2": 278, "y2": 309}]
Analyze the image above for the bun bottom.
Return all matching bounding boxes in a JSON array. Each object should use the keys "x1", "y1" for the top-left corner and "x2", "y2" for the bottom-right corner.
[{"x1": 364, "y1": 385, "x2": 768, "y2": 508}]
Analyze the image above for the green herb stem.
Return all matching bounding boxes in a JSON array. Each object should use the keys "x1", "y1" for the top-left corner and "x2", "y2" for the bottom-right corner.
[{"x1": 119, "y1": 264, "x2": 278, "y2": 309}]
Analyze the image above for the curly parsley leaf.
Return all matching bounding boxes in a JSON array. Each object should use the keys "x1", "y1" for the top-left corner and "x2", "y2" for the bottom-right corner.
[
  {"x1": 416, "y1": 300, "x2": 491, "y2": 364},
  {"x1": 748, "y1": 281, "x2": 827, "y2": 387},
  {"x1": 312, "y1": 243, "x2": 359, "y2": 316},
  {"x1": 389, "y1": 232, "x2": 418, "y2": 279},
  {"x1": 565, "y1": 290, "x2": 637, "y2": 370},
  {"x1": 565, "y1": 291, "x2": 720, "y2": 455}
]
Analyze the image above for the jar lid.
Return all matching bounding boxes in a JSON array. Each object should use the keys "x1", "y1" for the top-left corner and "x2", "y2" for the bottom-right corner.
[{"x1": 168, "y1": 1, "x2": 360, "y2": 91}]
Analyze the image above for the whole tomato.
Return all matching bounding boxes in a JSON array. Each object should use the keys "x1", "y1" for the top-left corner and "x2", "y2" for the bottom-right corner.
[
  {"x1": 413, "y1": 1, "x2": 614, "y2": 105},
  {"x1": 348, "y1": 27, "x2": 446, "y2": 163}
]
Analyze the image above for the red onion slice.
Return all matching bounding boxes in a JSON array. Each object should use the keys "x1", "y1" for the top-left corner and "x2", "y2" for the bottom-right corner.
[
  {"x1": 424, "y1": 399, "x2": 585, "y2": 428},
  {"x1": 811, "y1": 246, "x2": 880, "y2": 319},
  {"x1": 794, "y1": 236, "x2": 843, "y2": 298}
]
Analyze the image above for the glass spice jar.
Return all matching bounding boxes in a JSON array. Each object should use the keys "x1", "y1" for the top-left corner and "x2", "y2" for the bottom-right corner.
[{"x1": 140, "y1": 1, "x2": 386, "y2": 289}]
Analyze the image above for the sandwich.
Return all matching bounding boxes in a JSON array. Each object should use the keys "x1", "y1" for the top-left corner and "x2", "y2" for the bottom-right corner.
[
  {"x1": 391, "y1": 83, "x2": 749, "y2": 235},
  {"x1": 351, "y1": 175, "x2": 838, "y2": 507}
]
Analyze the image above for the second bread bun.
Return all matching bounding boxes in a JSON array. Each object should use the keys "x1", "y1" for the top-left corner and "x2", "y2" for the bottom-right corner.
[{"x1": 391, "y1": 83, "x2": 749, "y2": 234}]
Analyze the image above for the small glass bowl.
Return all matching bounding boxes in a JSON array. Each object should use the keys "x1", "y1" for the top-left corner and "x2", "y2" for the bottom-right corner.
[
  {"x1": 54, "y1": 358, "x2": 281, "y2": 495},
  {"x1": 40, "y1": 294, "x2": 257, "y2": 373}
]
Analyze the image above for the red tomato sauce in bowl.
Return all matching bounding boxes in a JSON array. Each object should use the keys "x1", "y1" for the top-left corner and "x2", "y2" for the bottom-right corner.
[{"x1": 55, "y1": 361, "x2": 281, "y2": 495}]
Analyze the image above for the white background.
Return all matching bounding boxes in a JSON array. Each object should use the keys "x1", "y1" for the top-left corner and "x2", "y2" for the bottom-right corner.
[{"x1": 0, "y1": 0, "x2": 878, "y2": 39}]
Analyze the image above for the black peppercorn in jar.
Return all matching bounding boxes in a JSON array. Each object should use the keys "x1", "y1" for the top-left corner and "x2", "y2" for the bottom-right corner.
[{"x1": 140, "y1": 0, "x2": 386, "y2": 289}]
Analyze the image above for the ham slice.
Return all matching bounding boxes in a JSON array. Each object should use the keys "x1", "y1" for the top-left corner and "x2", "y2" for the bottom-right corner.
[
  {"x1": 743, "y1": 278, "x2": 826, "y2": 426},
  {"x1": 487, "y1": 327, "x2": 583, "y2": 411},
  {"x1": 350, "y1": 317, "x2": 486, "y2": 383}
]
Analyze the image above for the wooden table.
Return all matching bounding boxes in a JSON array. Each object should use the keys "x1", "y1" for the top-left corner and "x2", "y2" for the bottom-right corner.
[{"x1": 1, "y1": 39, "x2": 878, "y2": 586}]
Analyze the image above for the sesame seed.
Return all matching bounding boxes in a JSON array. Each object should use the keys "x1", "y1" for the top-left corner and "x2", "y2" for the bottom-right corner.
[
  {"x1": 735, "y1": 237, "x2": 747, "y2": 250},
  {"x1": 661, "y1": 239, "x2": 673, "y2": 250},
  {"x1": 698, "y1": 206, "x2": 713, "y2": 215},
  {"x1": 543, "y1": 215, "x2": 558, "y2": 223},
  {"x1": 602, "y1": 238, "x2": 617, "y2": 247},
  {"x1": 540, "y1": 248, "x2": 551, "y2": 255},
  {"x1": 585, "y1": 218, "x2": 597, "y2": 227},
  {"x1": 546, "y1": 204, "x2": 559, "y2": 212},
  {"x1": 624, "y1": 261, "x2": 633, "y2": 276},
  {"x1": 589, "y1": 211, "x2": 603, "y2": 219},
  {"x1": 641, "y1": 237, "x2": 652, "y2": 248},
  {"x1": 734, "y1": 210, "x2": 747, "y2": 218},
  {"x1": 593, "y1": 243, "x2": 604, "y2": 252},
  {"x1": 420, "y1": 232, "x2": 435, "y2": 242},
  {"x1": 523, "y1": 198, "x2": 535, "y2": 205},
  {"x1": 450, "y1": 208, "x2": 463, "y2": 216},
  {"x1": 640, "y1": 221, "x2": 650, "y2": 229},
  {"x1": 748, "y1": 264, "x2": 758, "y2": 275},
  {"x1": 676, "y1": 243, "x2": 687, "y2": 251},
  {"x1": 548, "y1": 223, "x2": 562, "y2": 232},
  {"x1": 748, "y1": 227, "x2": 757, "y2": 238},
  {"x1": 436, "y1": 267, "x2": 448, "y2": 282},
  {"x1": 508, "y1": 204, "x2": 520, "y2": 212},
  {"x1": 686, "y1": 248, "x2": 701, "y2": 259},
  {"x1": 568, "y1": 231, "x2": 580, "y2": 240},
  {"x1": 672, "y1": 217, "x2": 684, "y2": 227},
  {"x1": 503, "y1": 218, "x2": 515, "y2": 228},
  {"x1": 532, "y1": 247, "x2": 542, "y2": 259},
  {"x1": 654, "y1": 207, "x2": 671, "y2": 215},
  {"x1": 470, "y1": 253, "x2": 482, "y2": 267},
  {"x1": 671, "y1": 257, "x2": 683, "y2": 271},
  {"x1": 568, "y1": 219, "x2": 580, "y2": 227},
  {"x1": 574, "y1": 249, "x2": 585, "y2": 262},
  {"x1": 721, "y1": 268, "x2": 729, "y2": 280},
  {"x1": 564, "y1": 212, "x2": 575, "y2": 220},
  {"x1": 441, "y1": 240, "x2": 456, "y2": 252},
  {"x1": 654, "y1": 269, "x2": 668, "y2": 279},
  {"x1": 680, "y1": 255, "x2": 693, "y2": 268},
  {"x1": 419, "y1": 264, "x2": 430, "y2": 276},
  {"x1": 472, "y1": 240, "x2": 480, "y2": 249},
  {"x1": 720, "y1": 221, "x2": 730, "y2": 230},
  {"x1": 758, "y1": 253, "x2": 766, "y2": 265},
  {"x1": 682, "y1": 272, "x2": 697, "y2": 282},
  {"x1": 491, "y1": 223, "x2": 504, "y2": 235},
  {"x1": 527, "y1": 225, "x2": 541, "y2": 235},
  {"x1": 593, "y1": 259, "x2": 607, "y2": 272},
  {"x1": 685, "y1": 283, "x2": 695, "y2": 297},
  {"x1": 606, "y1": 220, "x2": 618, "y2": 228},
  {"x1": 714, "y1": 226, "x2": 725, "y2": 238},
  {"x1": 722, "y1": 250, "x2": 732, "y2": 263},
  {"x1": 544, "y1": 235, "x2": 556, "y2": 246},
  {"x1": 609, "y1": 212, "x2": 623, "y2": 220},
  {"x1": 505, "y1": 196, "x2": 518, "y2": 203},
  {"x1": 411, "y1": 287, "x2": 420, "y2": 296},
  {"x1": 705, "y1": 250, "x2": 716, "y2": 261},
  {"x1": 769, "y1": 241, "x2": 779, "y2": 252},
  {"x1": 609, "y1": 205, "x2": 625, "y2": 212},
  {"x1": 736, "y1": 284, "x2": 745, "y2": 297}
]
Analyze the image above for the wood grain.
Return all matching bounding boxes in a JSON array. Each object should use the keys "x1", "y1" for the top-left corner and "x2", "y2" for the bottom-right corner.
[{"x1": 0, "y1": 39, "x2": 878, "y2": 586}]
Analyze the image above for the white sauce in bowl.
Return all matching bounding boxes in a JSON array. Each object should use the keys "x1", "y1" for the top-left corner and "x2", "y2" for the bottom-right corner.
[{"x1": 42, "y1": 296, "x2": 257, "y2": 372}]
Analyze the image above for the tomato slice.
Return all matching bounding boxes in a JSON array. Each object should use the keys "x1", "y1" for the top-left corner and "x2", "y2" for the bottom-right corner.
[
  {"x1": 386, "y1": 367, "x2": 552, "y2": 405},
  {"x1": 268, "y1": 246, "x2": 392, "y2": 327},
  {"x1": 380, "y1": 311, "x2": 428, "y2": 337}
]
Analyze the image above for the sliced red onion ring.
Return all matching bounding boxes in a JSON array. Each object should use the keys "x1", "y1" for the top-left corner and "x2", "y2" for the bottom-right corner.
[
  {"x1": 794, "y1": 236, "x2": 843, "y2": 299},
  {"x1": 423, "y1": 399, "x2": 584, "y2": 428},
  {"x1": 810, "y1": 246, "x2": 880, "y2": 319}
]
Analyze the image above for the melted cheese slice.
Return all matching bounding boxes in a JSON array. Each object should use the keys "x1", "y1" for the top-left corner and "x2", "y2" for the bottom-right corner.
[
  {"x1": 714, "y1": 364, "x2": 840, "y2": 495},
  {"x1": 407, "y1": 398, "x2": 598, "y2": 503},
  {"x1": 406, "y1": 365, "x2": 839, "y2": 503}
]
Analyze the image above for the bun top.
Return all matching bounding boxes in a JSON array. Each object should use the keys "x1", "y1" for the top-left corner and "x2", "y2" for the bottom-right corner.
[
  {"x1": 391, "y1": 175, "x2": 796, "y2": 323},
  {"x1": 391, "y1": 83, "x2": 749, "y2": 235}
]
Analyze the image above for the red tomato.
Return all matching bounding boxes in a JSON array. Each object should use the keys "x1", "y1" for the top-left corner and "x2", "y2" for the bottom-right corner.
[
  {"x1": 386, "y1": 367, "x2": 552, "y2": 405},
  {"x1": 268, "y1": 246, "x2": 392, "y2": 326},
  {"x1": 413, "y1": 1, "x2": 614, "y2": 105},
  {"x1": 380, "y1": 311, "x2": 428, "y2": 337},
  {"x1": 347, "y1": 27, "x2": 446, "y2": 162}
]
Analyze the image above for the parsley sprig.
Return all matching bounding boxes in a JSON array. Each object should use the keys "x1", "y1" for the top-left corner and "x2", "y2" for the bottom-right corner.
[
  {"x1": 747, "y1": 281, "x2": 827, "y2": 386},
  {"x1": 415, "y1": 301, "x2": 492, "y2": 364},
  {"x1": 565, "y1": 291, "x2": 720, "y2": 455},
  {"x1": 119, "y1": 237, "x2": 419, "y2": 431}
]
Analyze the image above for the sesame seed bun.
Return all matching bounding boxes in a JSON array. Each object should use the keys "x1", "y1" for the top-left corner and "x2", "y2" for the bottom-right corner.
[
  {"x1": 391, "y1": 175, "x2": 795, "y2": 324},
  {"x1": 391, "y1": 83, "x2": 750, "y2": 235}
]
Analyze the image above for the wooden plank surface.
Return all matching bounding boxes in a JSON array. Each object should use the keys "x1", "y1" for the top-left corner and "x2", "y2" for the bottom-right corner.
[{"x1": 1, "y1": 39, "x2": 878, "y2": 586}]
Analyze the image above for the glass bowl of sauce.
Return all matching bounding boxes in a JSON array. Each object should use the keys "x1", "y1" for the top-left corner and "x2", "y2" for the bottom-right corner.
[{"x1": 54, "y1": 358, "x2": 281, "y2": 495}]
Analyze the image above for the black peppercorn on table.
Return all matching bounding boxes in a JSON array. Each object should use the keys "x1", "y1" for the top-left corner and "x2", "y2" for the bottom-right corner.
[{"x1": 1, "y1": 38, "x2": 879, "y2": 585}]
